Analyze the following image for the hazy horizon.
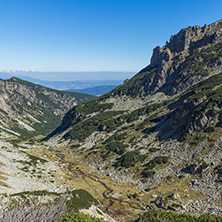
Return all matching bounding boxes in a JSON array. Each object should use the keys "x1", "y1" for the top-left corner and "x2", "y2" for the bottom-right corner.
[{"x1": 0, "y1": 71, "x2": 135, "y2": 81}]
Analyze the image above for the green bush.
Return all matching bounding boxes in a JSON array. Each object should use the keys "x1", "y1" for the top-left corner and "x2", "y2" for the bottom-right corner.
[
  {"x1": 66, "y1": 189, "x2": 98, "y2": 211},
  {"x1": 11, "y1": 190, "x2": 60, "y2": 197},
  {"x1": 121, "y1": 103, "x2": 162, "y2": 124},
  {"x1": 136, "y1": 210, "x2": 222, "y2": 222},
  {"x1": 149, "y1": 147, "x2": 160, "y2": 152},
  {"x1": 56, "y1": 212, "x2": 104, "y2": 222},
  {"x1": 187, "y1": 72, "x2": 222, "y2": 113},
  {"x1": 105, "y1": 141, "x2": 128, "y2": 155},
  {"x1": 66, "y1": 111, "x2": 124, "y2": 141},
  {"x1": 145, "y1": 156, "x2": 170, "y2": 170},
  {"x1": 179, "y1": 42, "x2": 222, "y2": 78},
  {"x1": 144, "y1": 188, "x2": 151, "y2": 192},
  {"x1": 114, "y1": 151, "x2": 148, "y2": 168},
  {"x1": 103, "y1": 132, "x2": 127, "y2": 144},
  {"x1": 201, "y1": 161, "x2": 209, "y2": 170},
  {"x1": 76, "y1": 101, "x2": 113, "y2": 116},
  {"x1": 204, "y1": 127, "x2": 215, "y2": 133},
  {"x1": 141, "y1": 169, "x2": 155, "y2": 178}
]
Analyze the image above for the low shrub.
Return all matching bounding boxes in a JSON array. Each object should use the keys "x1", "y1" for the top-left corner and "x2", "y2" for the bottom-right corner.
[{"x1": 145, "y1": 156, "x2": 170, "y2": 170}]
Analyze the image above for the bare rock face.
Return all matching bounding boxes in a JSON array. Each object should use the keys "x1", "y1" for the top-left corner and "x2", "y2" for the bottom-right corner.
[
  {"x1": 147, "y1": 19, "x2": 222, "y2": 93},
  {"x1": 113, "y1": 19, "x2": 222, "y2": 98},
  {"x1": 151, "y1": 19, "x2": 222, "y2": 67},
  {"x1": 168, "y1": 26, "x2": 203, "y2": 53},
  {"x1": 150, "y1": 46, "x2": 171, "y2": 67}
]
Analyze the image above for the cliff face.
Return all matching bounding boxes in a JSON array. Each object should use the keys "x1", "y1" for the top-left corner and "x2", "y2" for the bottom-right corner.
[
  {"x1": 112, "y1": 19, "x2": 222, "y2": 97},
  {"x1": 151, "y1": 20, "x2": 222, "y2": 65},
  {"x1": 0, "y1": 77, "x2": 94, "y2": 139}
]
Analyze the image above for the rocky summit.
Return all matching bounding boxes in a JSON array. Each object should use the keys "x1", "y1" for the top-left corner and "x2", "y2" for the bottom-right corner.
[{"x1": 46, "y1": 19, "x2": 222, "y2": 216}]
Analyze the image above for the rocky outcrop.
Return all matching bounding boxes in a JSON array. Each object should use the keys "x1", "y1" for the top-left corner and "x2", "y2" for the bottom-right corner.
[
  {"x1": 148, "y1": 20, "x2": 222, "y2": 92},
  {"x1": 151, "y1": 19, "x2": 222, "y2": 66},
  {"x1": 150, "y1": 46, "x2": 171, "y2": 67},
  {"x1": 113, "y1": 19, "x2": 222, "y2": 97}
]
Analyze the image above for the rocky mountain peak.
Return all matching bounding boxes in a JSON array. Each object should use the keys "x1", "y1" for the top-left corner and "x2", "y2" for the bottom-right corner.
[
  {"x1": 168, "y1": 25, "x2": 205, "y2": 53},
  {"x1": 111, "y1": 19, "x2": 222, "y2": 99},
  {"x1": 150, "y1": 19, "x2": 222, "y2": 67},
  {"x1": 10, "y1": 76, "x2": 18, "y2": 81}
]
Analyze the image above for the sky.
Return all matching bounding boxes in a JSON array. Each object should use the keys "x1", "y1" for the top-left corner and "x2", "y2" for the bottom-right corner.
[{"x1": 0, "y1": 0, "x2": 221, "y2": 80}]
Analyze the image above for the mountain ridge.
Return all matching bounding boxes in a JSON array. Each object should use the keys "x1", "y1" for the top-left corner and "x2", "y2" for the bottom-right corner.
[
  {"x1": 0, "y1": 77, "x2": 95, "y2": 139},
  {"x1": 45, "y1": 19, "x2": 222, "y2": 215},
  {"x1": 111, "y1": 19, "x2": 222, "y2": 97}
]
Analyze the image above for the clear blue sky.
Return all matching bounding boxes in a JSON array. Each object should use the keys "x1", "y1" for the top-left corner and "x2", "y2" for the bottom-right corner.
[{"x1": 0, "y1": 0, "x2": 221, "y2": 79}]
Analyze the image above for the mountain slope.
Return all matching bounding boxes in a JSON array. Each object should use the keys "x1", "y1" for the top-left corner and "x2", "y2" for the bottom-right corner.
[
  {"x1": 0, "y1": 77, "x2": 95, "y2": 139},
  {"x1": 46, "y1": 19, "x2": 222, "y2": 214}
]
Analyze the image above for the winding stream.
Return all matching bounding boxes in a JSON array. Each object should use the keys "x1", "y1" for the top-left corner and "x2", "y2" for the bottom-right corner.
[{"x1": 54, "y1": 149, "x2": 142, "y2": 213}]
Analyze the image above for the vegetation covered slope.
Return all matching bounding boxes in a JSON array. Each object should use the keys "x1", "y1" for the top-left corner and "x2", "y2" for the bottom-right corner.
[
  {"x1": 46, "y1": 19, "x2": 222, "y2": 215},
  {"x1": 0, "y1": 189, "x2": 105, "y2": 222},
  {"x1": 0, "y1": 77, "x2": 94, "y2": 139}
]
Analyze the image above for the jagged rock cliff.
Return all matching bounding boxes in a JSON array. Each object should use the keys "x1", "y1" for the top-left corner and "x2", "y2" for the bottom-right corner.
[{"x1": 113, "y1": 19, "x2": 222, "y2": 97}]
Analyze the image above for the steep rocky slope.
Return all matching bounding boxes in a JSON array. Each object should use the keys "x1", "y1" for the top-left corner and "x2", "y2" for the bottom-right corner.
[
  {"x1": 0, "y1": 77, "x2": 94, "y2": 139},
  {"x1": 46, "y1": 19, "x2": 222, "y2": 214},
  {"x1": 114, "y1": 20, "x2": 222, "y2": 97}
]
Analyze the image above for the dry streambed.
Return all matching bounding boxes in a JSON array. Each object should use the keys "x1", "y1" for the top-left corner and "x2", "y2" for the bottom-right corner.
[{"x1": 25, "y1": 142, "x2": 146, "y2": 219}]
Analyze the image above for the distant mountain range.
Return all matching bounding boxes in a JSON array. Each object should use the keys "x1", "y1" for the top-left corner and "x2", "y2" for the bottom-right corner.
[
  {"x1": 0, "y1": 73, "x2": 125, "y2": 95},
  {"x1": 66, "y1": 85, "x2": 118, "y2": 96},
  {"x1": 0, "y1": 71, "x2": 133, "y2": 91}
]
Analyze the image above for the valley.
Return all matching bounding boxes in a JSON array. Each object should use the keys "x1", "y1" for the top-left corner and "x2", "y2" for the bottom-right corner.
[
  {"x1": 1, "y1": 19, "x2": 222, "y2": 221},
  {"x1": 0, "y1": 138, "x2": 143, "y2": 221}
]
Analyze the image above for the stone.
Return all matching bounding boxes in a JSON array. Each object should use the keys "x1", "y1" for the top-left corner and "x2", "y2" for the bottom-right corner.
[
  {"x1": 152, "y1": 194, "x2": 158, "y2": 198},
  {"x1": 169, "y1": 193, "x2": 181, "y2": 201}
]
